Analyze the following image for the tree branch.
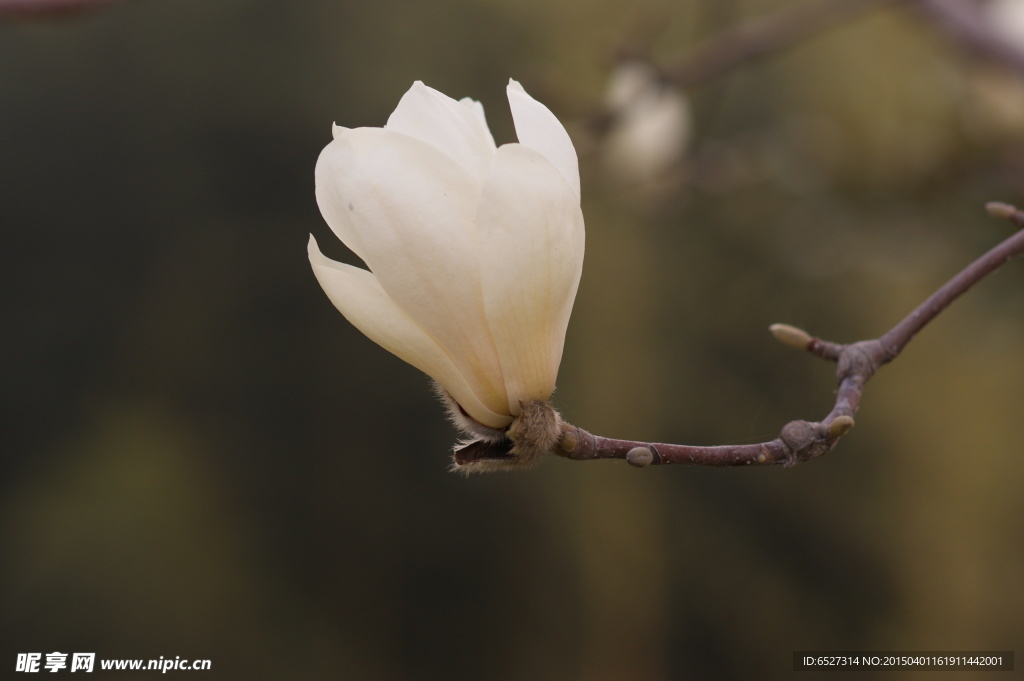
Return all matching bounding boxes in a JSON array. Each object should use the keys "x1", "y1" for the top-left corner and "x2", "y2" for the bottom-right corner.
[
  {"x1": 662, "y1": 0, "x2": 902, "y2": 89},
  {"x1": 555, "y1": 203, "x2": 1024, "y2": 468},
  {"x1": 655, "y1": 0, "x2": 1024, "y2": 90},
  {"x1": 585, "y1": 0, "x2": 902, "y2": 150}
]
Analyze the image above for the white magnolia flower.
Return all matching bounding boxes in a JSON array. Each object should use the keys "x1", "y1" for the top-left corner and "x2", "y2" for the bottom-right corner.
[{"x1": 308, "y1": 80, "x2": 584, "y2": 468}]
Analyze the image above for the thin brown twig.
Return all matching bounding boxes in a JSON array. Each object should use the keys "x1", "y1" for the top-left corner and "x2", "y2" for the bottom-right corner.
[{"x1": 555, "y1": 203, "x2": 1024, "y2": 468}]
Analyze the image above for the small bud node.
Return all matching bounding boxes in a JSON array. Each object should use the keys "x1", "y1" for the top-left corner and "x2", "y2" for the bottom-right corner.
[
  {"x1": 828, "y1": 415, "x2": 855, "y2": 439},
  {"x1": 780, "y1": 420, "x2": 816, "y2": 452},
  {"x1": 559, "y1": 429, "x2": 579, "y2": 453},
  {"x1": 626, "y1": 447, "x2": 654, "y2": 468},
  {"x1": 985, "y1": 202, "x2": 1018, "y2": 221},
  {"x1": 769, "y1": 323, "x2": 813, "y2": 350}
]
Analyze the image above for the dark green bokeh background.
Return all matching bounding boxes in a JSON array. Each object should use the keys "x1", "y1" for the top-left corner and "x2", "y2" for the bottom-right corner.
[{"x1": 2, "y1": 0, "x2": 1022, "y2": 679}]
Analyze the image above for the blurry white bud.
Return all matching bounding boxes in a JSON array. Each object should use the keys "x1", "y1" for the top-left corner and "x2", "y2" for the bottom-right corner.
[
  {"x1": 601, "y1": 60, "x2": 692, "y2": 187},
  {"x1": 958, "y1": 1, "x2": 1024, "y2": 141},
  {"x1": 985, "y1": 0, "x2": 1024, "y2": 46},
  {"x1": 309, "y1": 80, "x2": 585, "y2": 447}
]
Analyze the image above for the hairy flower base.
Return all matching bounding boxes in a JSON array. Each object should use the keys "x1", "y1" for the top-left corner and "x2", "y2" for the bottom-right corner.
[{"x1": 436, "y1": 385, "x2": 563, "y2": 474}]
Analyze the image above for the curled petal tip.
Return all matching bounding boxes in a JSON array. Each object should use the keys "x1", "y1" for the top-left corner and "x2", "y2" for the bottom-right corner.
[
  {"x1": 505, "y1": 79, "x2": 581, "y2": 201},
  {"x1": 307, "y1": 234, "x2": 326, "y2": 261}
]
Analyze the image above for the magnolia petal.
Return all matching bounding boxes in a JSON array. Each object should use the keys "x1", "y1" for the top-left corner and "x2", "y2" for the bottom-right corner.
[
  {"x1": 308, "y1": 236, "x2": 511, "y2": 429},
  {"x1": 459, "y1": 97, "x2": 497, "y2": 150},
  {"x1": 315, "y1": 126, "x2": 477, "y2": 265},
  {"x1": 385, "y1": 81, "x2": 496, "y2": 178},
  {"x1": 315, "y1": 128, "x2": 509, "y2": 417},
  {"x1": 506, "y1": 79, "x2": 581, "y2": 201},
  {"x1": 475, "y1": 144, "x2": 585, "y2": 414}
]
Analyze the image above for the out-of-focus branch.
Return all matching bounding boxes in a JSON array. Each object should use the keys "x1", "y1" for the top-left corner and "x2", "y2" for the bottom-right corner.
[
  {"x1": 648, "y1": 0, "x2": 1024, "y2": 90},
  {"x1": 555, "y1": 203, "x2": 1024, "y2": 468},
  {"x1": 914, "y1": 0, "x2": 1024, "y2": 79},
  {"x1": 0, "y1": 0, "x2": 122, "y2": 20},
  {"x1": 584, "y1": 0, "x2": 902, "y2": 155},
  {"x1": 587, "y1": 0, "x2": 1024, "y2": 146},
  {"x1": 663, "y1": 0, "x2": 902, "y2": 88}
]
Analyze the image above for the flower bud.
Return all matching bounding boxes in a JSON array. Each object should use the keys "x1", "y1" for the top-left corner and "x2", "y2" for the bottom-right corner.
[
  {"x1": 601, "y1": 60, "x2": 692, "y2": 187},
  {"x1": 985, "y1": 0, "x2": 1024, "y2": 46},
  {"x1": 309, "y1": 80, "x2": 585, "y2": 468}
]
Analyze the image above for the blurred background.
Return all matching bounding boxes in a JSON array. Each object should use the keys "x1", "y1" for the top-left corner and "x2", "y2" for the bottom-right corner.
[{"x1": 2, "y1": 0, "x2": 1022, "y2": 678}]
